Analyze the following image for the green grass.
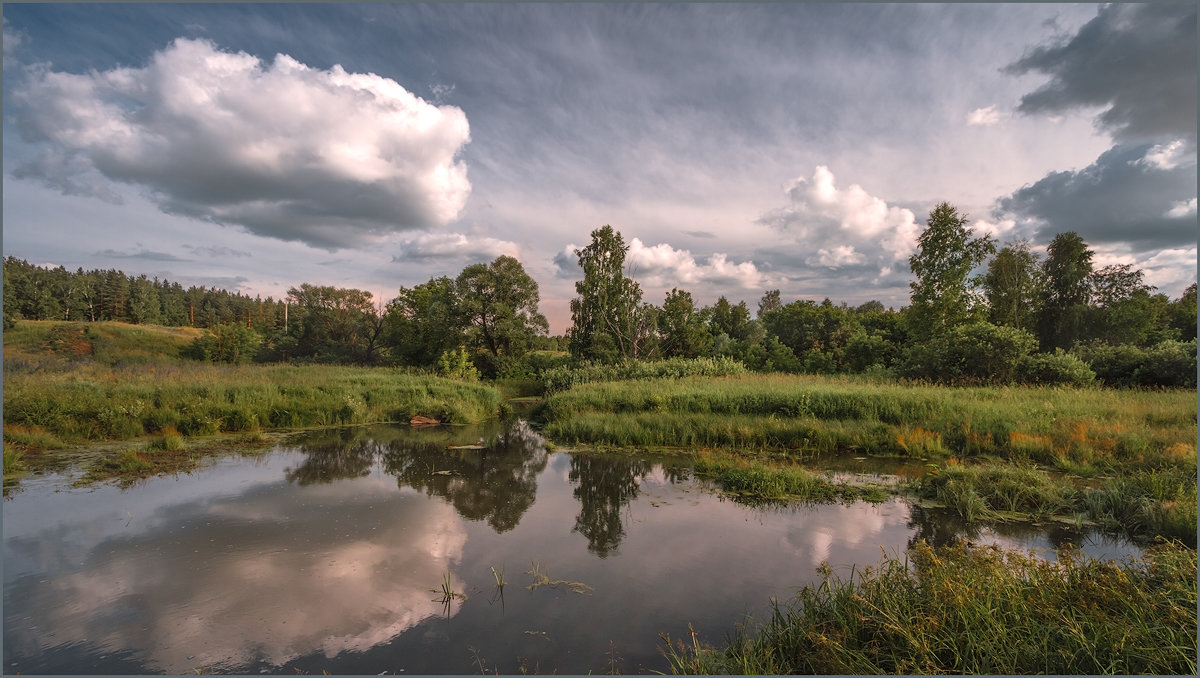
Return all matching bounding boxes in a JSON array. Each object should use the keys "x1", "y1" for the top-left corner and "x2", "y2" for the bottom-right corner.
[
  {"x1": 538, "y1": 374, "x2": 1195, "y2": 469},
  {"x1": 661, "y1": 539, "x2": 1197, "y2": 675},
  {"x1": 694, "y1": 457, "x2": 858, "y2": 503},
  {"x1": 538, "y1": 373, "x2": 1196, "y2": 540},
  {"x1": 4, "y1": 322, "x2": 506, "y2": 446}
]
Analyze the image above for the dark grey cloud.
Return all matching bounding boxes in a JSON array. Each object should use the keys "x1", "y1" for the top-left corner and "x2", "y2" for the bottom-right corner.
[
  {"x1": 682, "y1": 230, "x2": 717, "y2": 239},
  {"x1": 995, "y1": 143, "x2": 1197, "y2": 252},
  {"x1": 993, "y1": 3, "x2": 1198, "y2": 259},
  {"x1": 1005, "y1": 3, "x2": 1197, "y2": 144}
]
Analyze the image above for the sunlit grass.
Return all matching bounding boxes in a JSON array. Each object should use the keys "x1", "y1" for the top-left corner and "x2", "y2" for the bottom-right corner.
[{"x1": 661, "y1": 539, "x2": 1197, "y2": 675}]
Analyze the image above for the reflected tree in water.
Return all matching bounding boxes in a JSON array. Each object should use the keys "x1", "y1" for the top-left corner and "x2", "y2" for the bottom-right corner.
[
  {"x1": 569, "y1": 455, "x2": 652, "y2": 558},
  {"x1": 284, "y1": 428, "x2": 382, "y2": 485},
  {"x1": 384, "y1": 420, "x2": 548, "y2": 533}
]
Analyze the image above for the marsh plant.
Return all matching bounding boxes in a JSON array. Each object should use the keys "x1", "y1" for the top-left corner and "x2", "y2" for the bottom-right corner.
[
  {"x1": 526, "y1": 561, "x2": 594, "y2": 595},
  {"x1": 661, "y1": 539, "x2": 1197, "y2": 675}
]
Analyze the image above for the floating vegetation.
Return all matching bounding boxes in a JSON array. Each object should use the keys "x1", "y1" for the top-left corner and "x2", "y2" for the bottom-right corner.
[
  {"x1": 526, "y1": 561, "x2": 594, "y2": 595},
  {"x1": 432, "y1": 571, "x2": 467, "y2": 612}
]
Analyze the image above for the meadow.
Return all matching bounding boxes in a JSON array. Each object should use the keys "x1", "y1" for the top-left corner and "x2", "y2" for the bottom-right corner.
[
  {"x1": 3, "y1": 321, "x2": 504, "y2": 481},
  {"x1": 536, "y1": 372, "x2": 1197, "y2": 543}
]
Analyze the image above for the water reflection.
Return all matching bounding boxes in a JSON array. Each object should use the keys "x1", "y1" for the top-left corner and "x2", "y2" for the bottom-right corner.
[
  {"x1": 568, "y1": 456, "x2": 652, "y2": 557},
  {"x1": 5, "y1": 470, "x2": 468, "y2": 673},
  {"x1": 385, "y1": 421, "x2": 548, "y2": 533},
  {"x1": 4, "y1": 421, "x2": 1147, "y2": 675},
  {"x1": 281, "y1": 420, "x2": 550, "y2": 534}
]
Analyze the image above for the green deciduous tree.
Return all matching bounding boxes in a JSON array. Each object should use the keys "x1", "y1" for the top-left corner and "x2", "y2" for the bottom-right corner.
[
  {"x1": 1036, "y1": 231, "x2": 1093, "y2": 350},
  {"x1": 568, "y1": 225, "x2": 646, "y2": 363},
  {"x1": 385, "y1": 276, "x2": 465, "y2": 367},
  {"x1": 658, "y1": 288, "x2": 712, "y2": 358},
  {"x1": 287, "y1": 283, "x2": 384, "y2": 364},
  {"x1": 907, "y1": 202, "x2": 995, "y2": 341},
  {"x1": 188, "y1": 322, "x2": 262, "y2": 364},
  {"x1": 981, "y1": 239, "x2": 1041, "y2": 330},
  {"x1": 455, "y1": 255, "x2": 549, "y2": 375}
]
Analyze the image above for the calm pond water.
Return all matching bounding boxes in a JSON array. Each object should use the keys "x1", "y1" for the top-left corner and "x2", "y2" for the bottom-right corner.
[{"x1": 4, "y1": 419, "x2": 1140, "y2": 675}]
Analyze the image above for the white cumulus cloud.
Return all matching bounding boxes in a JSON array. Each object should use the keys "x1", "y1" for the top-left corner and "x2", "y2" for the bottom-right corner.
[
  {"x1": 391, "y1": 232, "x2": 519, "y2": 263},
  {"x1": 554, "y1": 238, "x2": 771, "y2": 290},
  {"x1": 966, "y1": 105, "x2": 1003, "y2": 126},
  {"x1": 757, "y1": 166, "x2": 923, "y2": 275},
  {"x1": 11, "y1": 37, "x2": 472, "y2": 250}
]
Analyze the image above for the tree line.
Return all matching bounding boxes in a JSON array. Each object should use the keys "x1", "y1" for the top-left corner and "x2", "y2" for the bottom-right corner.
[{"x1": 3, "y1": 204, "x2": 1196, "y2": 386}]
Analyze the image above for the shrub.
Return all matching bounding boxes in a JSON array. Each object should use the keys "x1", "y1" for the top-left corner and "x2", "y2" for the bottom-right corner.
[
  {"x1": 541, "y1": 356, "x2": 747, "y2": 393},
  {"x1": 186, "y1": 323, "x2": 262, "y2": 364},
  {"x1": 1073, "y1": 339, "x2": 1197, "y2": 388},
  {"x1": 436, "y1": 347, "x2": 481, "y2": 381},
  {"x1": 1015, "y1": 349, "x2": 1095, "y2": 386}
]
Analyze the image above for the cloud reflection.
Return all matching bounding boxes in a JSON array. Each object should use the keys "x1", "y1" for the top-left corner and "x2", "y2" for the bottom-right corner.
[{"x1": 5, "y1": 476, "x2": 467, "y2": 673}]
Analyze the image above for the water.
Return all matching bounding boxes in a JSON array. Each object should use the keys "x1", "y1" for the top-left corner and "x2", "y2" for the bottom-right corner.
[{"x1": 3, "y1": 420, "x2": 1141, "y2": 674}]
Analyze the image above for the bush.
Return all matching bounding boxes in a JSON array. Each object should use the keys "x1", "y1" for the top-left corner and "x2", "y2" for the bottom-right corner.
[
  {"x1": 1074, "y1": 339, "x2": 1197, "y2": 388},
  {"x1": 1016, "y1": 349, "x2": 1095, "y2": 386},
  {"x1": 541, "y1": 356, "x2": 747, "y2": 393},
  {"x1": 186, "y1": 323, "x2": 262, "y2": 364},
  {"x1": 900, "y1": 322, "x2": 1037, "y2": 385},
  {"x1": 436, "y1": 347, "x2": 480, "y2": 381}
]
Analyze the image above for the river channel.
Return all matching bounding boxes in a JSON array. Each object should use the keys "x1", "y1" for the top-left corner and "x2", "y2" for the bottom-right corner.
[{"x1": 4, "y1": 418, "x2": 1141, "y2": 674}]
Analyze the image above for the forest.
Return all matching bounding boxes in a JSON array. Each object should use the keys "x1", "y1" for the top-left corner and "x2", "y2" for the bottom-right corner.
[{"x1": 3, "y1": 202, "x2": 1196, "y2": 388}]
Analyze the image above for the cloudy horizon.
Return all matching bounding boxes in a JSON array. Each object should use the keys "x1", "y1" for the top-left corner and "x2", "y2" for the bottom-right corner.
[{"x1": 3, "y1": 3, "x2": 1195, "y2": 333}]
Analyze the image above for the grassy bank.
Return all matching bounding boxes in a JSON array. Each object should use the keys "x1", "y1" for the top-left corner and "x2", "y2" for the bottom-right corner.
[
  {"x1": 536, "y1": 374, "x2": 1196, "y2": 470},
  {"x1": 536, "y1": 372, "x2": 1196, "y2": 541},
  {"x1": 662, "y1": 539, "x2": 1197, "y2": 675},
  {"x1": 3, "y1": 322, "x2": 505, "y2": 483}
]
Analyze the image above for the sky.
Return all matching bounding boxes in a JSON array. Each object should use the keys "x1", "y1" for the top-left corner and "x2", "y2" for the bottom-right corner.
[{"x1": 3, "y1": 2, "x2": 1196, "y2": 334}]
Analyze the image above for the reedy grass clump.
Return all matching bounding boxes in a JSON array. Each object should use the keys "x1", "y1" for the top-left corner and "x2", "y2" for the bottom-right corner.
[
  {"x1": 1083, "y1": 466, "x2": 1198, "y2": 543},
  {"x1": 912, "y1": 461, "x2": 1197, "y2": 543},
  {"x1": 694, "y1": 458, "x2": 857, "y2": 503},
  {"x1": 914, "y1": 461, "x2": 1078, "y2": 522},
  {"x1": 661, "y1": 539, "x2": 1197, "y2": 675}
]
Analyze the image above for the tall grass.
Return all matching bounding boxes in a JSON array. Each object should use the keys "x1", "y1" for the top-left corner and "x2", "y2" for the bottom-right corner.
[
  {"x1": 540, "y1": 356, "x2": 747, "y2": 393},
  {"x1": 4, "y1": 322, "x2": 505, "y2": 445},
  {"x1": 661, "y1": 539, "x2": 1197, "y2": 675},
  {"x1": 538, "y1": 374, "x2": 1196, "y2": 470}
]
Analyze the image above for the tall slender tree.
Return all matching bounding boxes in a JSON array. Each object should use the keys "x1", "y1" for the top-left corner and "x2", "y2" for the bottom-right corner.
[
  {"x1": 567, "y1": 225, "x2": 644, "y2": 363},
  {"x1": 906, "y1": 202, "x2": 995, "y2": 341},
  {"x1": 1036, "y1": 231, "x2": 1093, "y2": 350},
  {"x1": 981, "y1": 239, "x2": 1041, "y2": 330}
]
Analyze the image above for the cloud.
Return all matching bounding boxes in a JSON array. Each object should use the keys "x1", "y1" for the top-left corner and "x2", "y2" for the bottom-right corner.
[
  {"x1": 182, "y1": 245, "x2": 253, "y2": 258},
  {"x1": 11, "y1": 37, "x2": 472, "y2": 250},
  {"x1": 2, "y1": 16, "x2": 25, "y2": 59},
  {"x1": 682, "y1": 230, "x2": 717, "y2": 239},
  {"x1": 966, "y1": 105, "x2": 1003, "y2": 126},
  {"x1": 1005, "y1": 3, "x2": 1197, "y2": 144},
  {"x1": 1136, "y1": 139, "x2": 1195, "y2": 172},
  {"x1": 756, "y1": 166, "x2": 924, "y2": 275},
  {"x1": 994, "y1": 143, "x2": 1197, "y2": 252},
  {"x1": 1165, "y1": 198, "x2": 1197, "y2": 219},
  {"x1": 94, "y1": 248, "x2": 189, "y2": 262},
  {"x1": 11, "y1": 148, "x2": 124, "y2": 204},
  {"x1": 390, "y1": 232, "x2": 519, "y2": 264},
  {"x1": 553, "y1": 238, "x2": 773, "y2": 291}
]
